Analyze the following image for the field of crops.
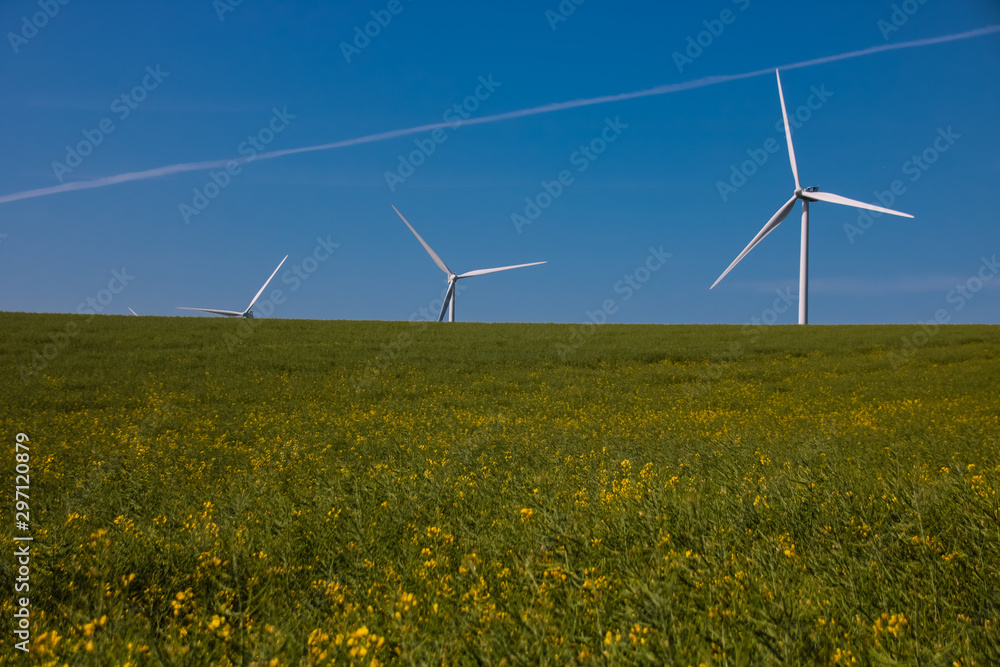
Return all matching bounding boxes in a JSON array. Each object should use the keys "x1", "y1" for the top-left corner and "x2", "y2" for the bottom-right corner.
[{"x1": 1, "y1": 312, "x2": 998, "y2": 665}]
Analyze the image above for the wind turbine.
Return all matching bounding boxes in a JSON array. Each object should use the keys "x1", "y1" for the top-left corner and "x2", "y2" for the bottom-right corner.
[
  {"x1": 128, "y1": 308, "x2": 139, "y2": 316},
  {"x1": 393, "y1": 206, "x2": 546, "y2": 322},
  {"x1": 711, "y1": 70, "x2": 914, "y2": 324},
  {"x1": 177, "y1": 255, "x2": 288, "y2": 318}
]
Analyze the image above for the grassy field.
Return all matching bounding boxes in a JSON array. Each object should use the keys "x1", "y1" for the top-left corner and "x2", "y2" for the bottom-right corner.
[{"x1": 1, "y1": 312, "x2": 998, "y2": 665}]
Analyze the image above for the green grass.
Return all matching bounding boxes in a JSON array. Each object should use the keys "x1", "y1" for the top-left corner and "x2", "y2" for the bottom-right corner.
[{"x1": 1, "y1": 312, "x2": 998, "y2": 665}]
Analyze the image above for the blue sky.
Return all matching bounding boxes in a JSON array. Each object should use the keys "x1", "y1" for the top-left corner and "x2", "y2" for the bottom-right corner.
[{"x1": 1, "y1": 0, "x2": 998, "y2": 324}]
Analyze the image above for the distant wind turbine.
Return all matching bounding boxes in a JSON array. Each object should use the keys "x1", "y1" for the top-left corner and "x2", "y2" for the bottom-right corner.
[
  {"x1": 711, "y1": 69, "x2": 914, "y2": 324},
  {"x1": 128, "y1": 308, "x2": 139, "y2": 316},
  {"x1": 177, "y1": 255, "x2": 288, "y2": 318},
  {"x1": 393, "y1": 206, "x2": 546, "y2": 322}
]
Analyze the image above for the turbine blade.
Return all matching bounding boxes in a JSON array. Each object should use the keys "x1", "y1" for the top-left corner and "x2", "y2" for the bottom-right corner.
[
  {"x1": 177, "y1": 307, "x2": 244, "y2": 317},
  {"x1": 437, "y1": 282, "x2": 456, "y2": 322},
  {"x1": 246, "y1": 255, "x2": 288, "y2": 313},
  {"x1": 128, "y1": 308, "x2": 138, "y2": 316},
  {"x1": 711, "y1": 195, "x2": 798, "y2": 289},
  {"x1": 392, "y1": 206, "x2": 452, "y2": 275},
  {"x1": 457, "y1": 261, "x2": 547, "y2": 278},
  {"x1": 776, "y1": 70, "x2": 801, "y2": 191},
  {"x1": 803, "y1": 191, "x2": 914, "y2": 218}
]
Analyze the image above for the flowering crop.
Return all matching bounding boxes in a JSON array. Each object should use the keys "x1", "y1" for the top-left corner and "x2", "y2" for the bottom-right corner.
[{"x1": 1, "y1": 315, "x2": 997, "y2": 664}]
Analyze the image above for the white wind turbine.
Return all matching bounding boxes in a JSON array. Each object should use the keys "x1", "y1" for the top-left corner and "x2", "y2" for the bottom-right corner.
[
  {"x1": 393, "y1": 206, "x2": 546, "y2": 322},
  {"x1": 711, "y1": 70, "x2": 914, "y2": 324},
  {"x1": 177, "y1": 255, "x2": 288, "y2": 318}
]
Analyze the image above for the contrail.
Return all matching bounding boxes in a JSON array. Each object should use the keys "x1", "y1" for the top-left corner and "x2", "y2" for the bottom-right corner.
[{"x1": 1, "y1": 25, "x2": 996, "y2": 207}]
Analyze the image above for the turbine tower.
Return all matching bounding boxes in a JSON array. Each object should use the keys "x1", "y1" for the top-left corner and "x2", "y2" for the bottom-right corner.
[
  {"x1": 177, "y1": 255, "x2": 288, "y2": 318},
  {"x1": 711, "y1": 70, "x2": 914, "y2": 324},
  {"x1": 393, "y1": 206, "x2": 546, "y2": 322}
]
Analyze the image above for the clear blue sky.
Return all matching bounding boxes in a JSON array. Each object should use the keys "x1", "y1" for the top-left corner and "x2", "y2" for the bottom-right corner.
[{"x1": 1, "y1": 0, "x2": 998, "y2": 324}]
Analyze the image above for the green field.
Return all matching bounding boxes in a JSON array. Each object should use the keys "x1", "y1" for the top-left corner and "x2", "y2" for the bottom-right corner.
[{"x1": 1, "y1": 313, "x2": 998, "y2": 665}]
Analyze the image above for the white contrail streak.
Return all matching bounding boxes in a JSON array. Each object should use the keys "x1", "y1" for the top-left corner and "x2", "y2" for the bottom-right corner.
[{"x1": 1, "y1": 25, "x2": 996, "y2": 207}]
